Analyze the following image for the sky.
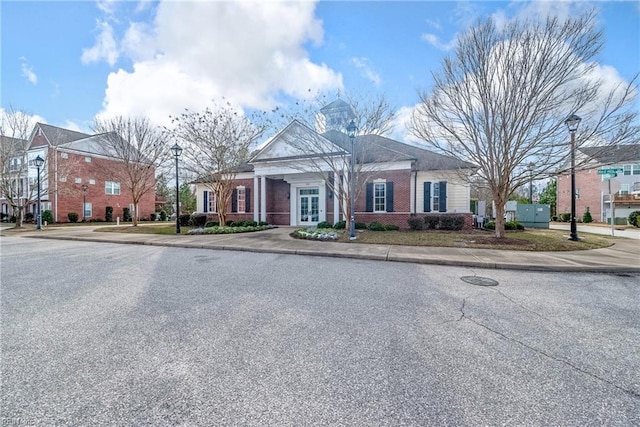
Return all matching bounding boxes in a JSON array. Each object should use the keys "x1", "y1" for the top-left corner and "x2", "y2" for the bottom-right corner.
[{"x1": 1, "y1": 0, "x2": 639, "y2": 141}]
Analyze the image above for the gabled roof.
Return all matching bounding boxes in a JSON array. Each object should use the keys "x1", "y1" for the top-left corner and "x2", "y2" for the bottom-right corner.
[
  {"x1": 580, "y1": 144, "x2": 640, "y2": 165},
  {"x1": 322, "y1": 129, "x2": 475, "y2": 171},
  {"x1": 31, "y1": 123, "x2": 91, "y2": 147},
  {"x1": 250, "y1": 120, "x2": 346, "y2": 163}
]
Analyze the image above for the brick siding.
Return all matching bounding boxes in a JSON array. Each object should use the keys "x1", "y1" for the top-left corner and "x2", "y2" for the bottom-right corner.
[{"x1": 46, "y1": 150, "x2": 155, "y2": 222}]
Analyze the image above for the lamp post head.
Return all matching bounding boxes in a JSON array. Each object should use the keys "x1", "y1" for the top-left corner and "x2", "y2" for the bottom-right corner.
[
  {"x1": 346, "y1": 120, "x2": 357, "y2": 139},
  {"x1": 527, "y1": 162, "x2": 535, "y2": 172},
  {"x1": 34, "y1": 155, "x2": 45, "y2": 168},
  {"x1": 82, "y1": 184, "x2": 88, "y2": 192},
  {"x1": 171, "y1": 143, "x2": 183, "y2": 158},
  {"x1": 564, "y1": 114, "x2": 581, "y2": 133}
]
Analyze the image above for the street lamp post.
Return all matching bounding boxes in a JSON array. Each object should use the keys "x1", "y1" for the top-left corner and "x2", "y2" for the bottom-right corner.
[
  {"x1": 527, "y1": 162, "x2": 535, "y2": 204},
  {"x1": 565, "y1": 114, "x2": 582, "y2": 241},
  {"x1": 81, "y1": 184, "x2": 88, "y2": 222},
  {"x1": 346, "y1": 120, "x2": 357, "y2": 240},
  {"x1": 34, "y1": 155, "x2": 45, "y2": 230},
  {"x1": 171, "y1": 143, "x2": 183, "y2": 234}
]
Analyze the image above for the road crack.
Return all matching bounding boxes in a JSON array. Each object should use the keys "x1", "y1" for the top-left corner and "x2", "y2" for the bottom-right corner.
[{"x1": 459, "y1": 300, "x2": 640, "y2": 400}]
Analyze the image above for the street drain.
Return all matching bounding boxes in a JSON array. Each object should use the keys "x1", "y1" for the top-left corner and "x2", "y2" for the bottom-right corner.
[{"x1": 461, "y1": 276, "x2": 499, "y2": 287}]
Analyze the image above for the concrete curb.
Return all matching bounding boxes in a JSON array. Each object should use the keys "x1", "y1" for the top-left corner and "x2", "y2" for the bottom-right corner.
[{"x1": 20, "y1": 234, "x2": 640, "y2": 274}]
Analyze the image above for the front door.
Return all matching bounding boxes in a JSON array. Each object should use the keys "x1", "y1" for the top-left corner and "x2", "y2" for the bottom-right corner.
[{"x1": 299, "y1": 188, "x2": 319, "y2": 225}]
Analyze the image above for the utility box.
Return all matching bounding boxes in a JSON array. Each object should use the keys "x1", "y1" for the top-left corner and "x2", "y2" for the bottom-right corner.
[{"x1": 516, "y1": 204, "x2": 550, "y2": 229}]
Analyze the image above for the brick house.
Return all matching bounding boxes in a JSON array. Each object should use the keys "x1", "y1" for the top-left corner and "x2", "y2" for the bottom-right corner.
[
  {"x1": 557, "y1": 144, "x2": 640, "y2": 223},
  {"x1": 193, "y1": 100, "x2": 476, "y2": 229},
  {"x1": 25, "y1": 123, "x2": 156, "y2": 223}
]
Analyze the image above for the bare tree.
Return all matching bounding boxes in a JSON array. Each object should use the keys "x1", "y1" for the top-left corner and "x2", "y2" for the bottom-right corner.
[
  {"x1": 410, "y1": 11, "x2": 639, "y2": 238},
  {"x1": 0, "y1": 107, "x2": 36, "y2": 227},
  {"x1": 279, "y1": 92, "x2": 398, "y2": 223},
  {"x1": 169, "y1": 100, "x2": 269, "y2": 226},
  {"x1": 94, "y1": 117, "x2": 169, "y2": 226}
]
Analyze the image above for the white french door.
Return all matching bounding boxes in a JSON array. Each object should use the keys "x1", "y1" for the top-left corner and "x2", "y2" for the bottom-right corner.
[{"x1": 299, "y1": 188, "x2": 319, "y2": 225}]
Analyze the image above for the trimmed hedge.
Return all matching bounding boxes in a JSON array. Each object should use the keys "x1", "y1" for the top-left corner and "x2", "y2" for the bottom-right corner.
[
  {"x1": 407, "y1": 214, "x2": 466, "y2": 231},
  {"x1": 628, "y1": 211, "x2": 640, "y2": 228},
  {"x1": 484, "y1": 221, "x2": 524, "y2": 231}
]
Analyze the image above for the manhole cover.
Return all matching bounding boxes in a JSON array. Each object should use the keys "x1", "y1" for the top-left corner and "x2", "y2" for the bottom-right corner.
[{"x1": 461, "y1": 276, "x2": 499, "y2": 287}]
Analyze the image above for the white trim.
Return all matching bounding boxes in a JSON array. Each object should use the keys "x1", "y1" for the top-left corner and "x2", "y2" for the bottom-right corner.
[
  {"x1": 253, "y1": 176, "x2": 259, "y2": 222},
  {"x1": 260, "y1": 176, "x2": 266, "y2": 223}
]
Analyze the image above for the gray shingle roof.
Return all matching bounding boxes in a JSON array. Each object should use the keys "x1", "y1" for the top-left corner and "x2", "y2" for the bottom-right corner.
[
  {"x1": 580, "y1": 144, "x2": 640, "y2": 164},
  {"x1": 322, "y1": 130, "x2": 475, "y2": 171},
  {"x1": 35, "y1": 123, "x2": 91, "y2": 146}
]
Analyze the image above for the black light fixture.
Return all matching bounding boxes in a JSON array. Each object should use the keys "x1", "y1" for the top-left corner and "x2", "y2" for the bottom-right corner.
[
  {"x1": 346, "y1": 120, "x2": 357, "y2": 240},
  {"x1": 81, "y1": 183, "x2": 88, "y2": 222},
  {"x1": 171, "y1": 143, "x2": 183, "y2": 234},
  {"x1": 565, "y1": 114, "x2": 582, "y2": 241},
  {"x1": 34, "y1": 155, "x2": 45, "y2": 230}
]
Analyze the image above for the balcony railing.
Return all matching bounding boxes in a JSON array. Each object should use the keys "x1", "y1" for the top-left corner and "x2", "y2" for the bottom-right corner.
[{"x1": 608, "y1": 193, "x2": 640, "y2": 203}]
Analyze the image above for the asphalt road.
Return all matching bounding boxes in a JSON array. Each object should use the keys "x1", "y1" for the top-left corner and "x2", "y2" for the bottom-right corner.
[{"x1": 1, "y1": 236, "x2": 639, "y2": 426}]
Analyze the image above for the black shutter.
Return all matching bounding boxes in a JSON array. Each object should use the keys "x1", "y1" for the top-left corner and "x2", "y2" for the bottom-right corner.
[
  {"x1": 231, "y1": 189, "x2": 238, "y2": 213},
  {"x1": 439, "y1": 181, "x2": 447, "y2": 212},
  {"x1": 365, "y1": 183, "x2": 373, "y2": 212},
  {"x1": 424, "y1": 182, "x2": 431, "y2": 212},
  {"x1": 386, "y1": 182, "x2": 394, "y2": 212},
  {"x1": 203, "y1": 191, "x2": 208, "y2": 213},
  {"x1": 246, "y1": 188, "x2": 251, "y2": 212}
]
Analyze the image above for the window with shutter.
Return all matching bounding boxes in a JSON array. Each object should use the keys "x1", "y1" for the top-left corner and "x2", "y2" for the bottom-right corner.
[
  {"x1": 386, "y1": 182, "x2": 394, "y2": 212},
  {"x1": 438, "y1": 181, "x2": 447, "y2": 212},
  {"x1": 423, "y1": 182, "x2": 431, "y2": 212}
]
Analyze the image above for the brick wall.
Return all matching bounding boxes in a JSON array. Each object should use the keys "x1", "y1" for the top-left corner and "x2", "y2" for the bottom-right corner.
[
  {"x1": 48, "y1": 150, "x2": 155, "y2": 222},
  {"x1": 557, "y1": 168, "x2": 602, "y2": 221}
]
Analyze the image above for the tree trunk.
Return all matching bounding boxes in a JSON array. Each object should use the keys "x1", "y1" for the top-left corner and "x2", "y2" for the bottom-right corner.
[
  {"x1": 494, "y1": 203, "x2": 506, "y2": 239},
  {"x1": 132, "y1": 202, "x2": 139, "y2": 226}
]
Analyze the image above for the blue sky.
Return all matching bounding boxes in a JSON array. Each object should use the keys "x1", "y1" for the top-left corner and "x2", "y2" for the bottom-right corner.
[{"x1": 2, "y1": 0, "x2": 639, "y2": 138}]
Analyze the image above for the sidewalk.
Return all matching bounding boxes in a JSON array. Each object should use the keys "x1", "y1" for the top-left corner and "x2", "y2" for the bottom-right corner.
[{"x1": 5, "y1": 224, "x2": 639, "y2": 273}]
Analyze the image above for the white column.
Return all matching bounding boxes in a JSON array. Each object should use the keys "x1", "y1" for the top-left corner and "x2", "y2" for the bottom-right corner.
[
  {"x1": 342, "y1": 174, "x2": 348, "y2": 220},
  {"x1": 290, "y1": 184, "x2": 297, "y2": 226},
  {"x1": 260, "y1": 176, "x2": 266, "y2": 223},
  {"x1": 333, "y1": 187, "x2": 340, "y2": 224},
  {"x1": 253, "y1": 176, "x2": 259, "y2": 222}
]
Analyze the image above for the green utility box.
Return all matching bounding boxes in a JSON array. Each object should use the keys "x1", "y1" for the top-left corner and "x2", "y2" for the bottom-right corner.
[{"x1": 516, "y1": 204, "x2": 550, "y2": 229}]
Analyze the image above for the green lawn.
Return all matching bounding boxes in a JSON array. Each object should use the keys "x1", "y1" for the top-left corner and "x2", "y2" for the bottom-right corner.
[{"x1": 343, "y1": 228, "x2": 615, "y2": 251}]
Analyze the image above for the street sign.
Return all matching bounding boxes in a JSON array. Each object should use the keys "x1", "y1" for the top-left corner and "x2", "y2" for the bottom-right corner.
[{"x1": 597, "y1": 168, "x2": 623, "y2": 175}]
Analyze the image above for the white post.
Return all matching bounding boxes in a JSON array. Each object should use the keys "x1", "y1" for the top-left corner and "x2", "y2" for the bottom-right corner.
[
  {"x1": 260, "y1": 176, "x2": 266, "y2": 223},
  {"x1": 116, "y1": 216, "x2": 120, "y2": 226},
  {"x1": 253, "y1": 176, "x2": 259, "y2": 223}
]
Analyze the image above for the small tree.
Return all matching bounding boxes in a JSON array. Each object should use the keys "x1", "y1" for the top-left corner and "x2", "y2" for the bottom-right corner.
[
  {"x1": 538, "y1": 179, "x2": 557, "y2": 217},
  {"x1": 169, "y1": 99, "x2": 268, "y2": 226},
  {"x1": 0, "y1": 106, "x2": 37, "y2": 227},
  {"x1": 93, "y1": 116, "x2": 169, "y2": 226},
  {"x1": 582, "y1": 207, "x2": 593, "y2": 223},
  {"x1": 279, "y1": 92, "x2": 398, "y2": 223}
]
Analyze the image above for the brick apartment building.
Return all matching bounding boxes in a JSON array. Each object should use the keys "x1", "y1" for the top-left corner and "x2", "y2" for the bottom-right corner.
[
  {"x1": 2, "y1": 123, "x2": 155, "y2": 223},
  {"x1": 557, "y1": 144, "x2": 640, "y2": 223},
  {"x1": 193, "y1": 100, "x2": 476, "y2": 229}
]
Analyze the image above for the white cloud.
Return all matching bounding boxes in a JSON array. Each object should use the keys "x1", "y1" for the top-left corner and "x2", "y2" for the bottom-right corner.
[
  {"x1": 425, "y1": 18, "x2": 441, "y2": 31},
  {"x1": 81, "y1": 20, "x2": 119, "y2": 66},
  {"x1": 352, "y1": 57, "x2": 381, "y2": 87},
  {"x1": 97, "y1": 1, "x2": 343, "y2": 126},
  {"x1": 421, "y1": 33, "x2": 457, "y2": 51},
  {"x1": 19, "y1": 57, "x2": 37, "y2": 85}
]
